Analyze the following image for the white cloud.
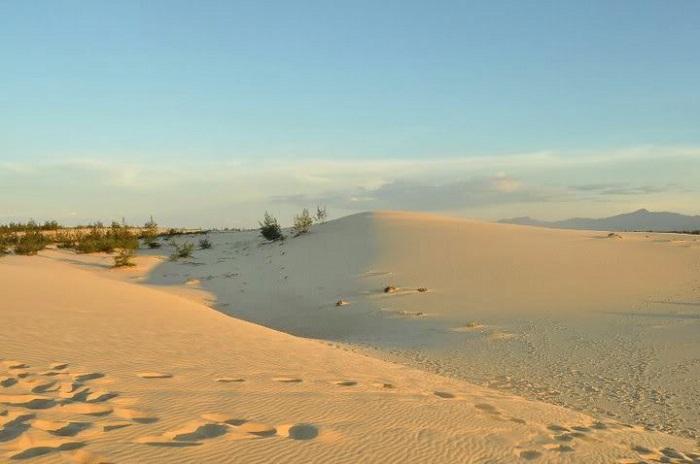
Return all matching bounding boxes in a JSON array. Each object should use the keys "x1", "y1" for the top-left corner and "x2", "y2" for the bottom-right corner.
[{"x1": 0, "y1": 145, "x2": 698, "y2": 227}]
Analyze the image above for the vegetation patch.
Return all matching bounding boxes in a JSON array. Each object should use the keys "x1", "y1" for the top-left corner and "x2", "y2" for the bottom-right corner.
[
  {"x1": 293, "y1": 208, "x2": 313, "y2": 236},
  {"x1": 14, "y1": 230, "x2": 51, "y2": 255},
  {"x1": 169, "y1": 241, "x2": 194, "y2": 261},
  {"x1": 113, "y1": 249, "x2": 137, "y2": 268},
  {"x1": 259, "y1": 212, "x2": 284, "y2": 242}
]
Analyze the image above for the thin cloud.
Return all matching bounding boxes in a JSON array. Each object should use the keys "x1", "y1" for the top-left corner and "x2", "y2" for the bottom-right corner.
[{"x1": 1, "y1": 145, "x2": 698, "y2": 226}]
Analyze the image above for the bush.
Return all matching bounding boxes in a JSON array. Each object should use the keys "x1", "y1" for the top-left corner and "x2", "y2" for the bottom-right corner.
[
  {"x1": 198, "y1": 237, "x2": 212, "y2": 249},
  {"x1": 169, "y1": 241, "x2": 194, "y2": 261},
  {"x1": 259, "y1": 212, "x2": 284, "y2": 242},
  {"x1": 76, "y1": 227, "x2": 139, "y2": 254},
  {"x1": 113, "y1": 249, "x2": 136, "y2": 268},
  {"x1": 293, "y1": 208, "x2": 313, "y2": 236},
  {"x1": 0, "y1": 234, "x2": 9, "y2": 256},
  {"x1": 141, "y1": 216, "x2": 161, "y2": 248},
  {"x1": 14, "y1": 230, "x2": 50, "y2": 255},
  {"x1": 314, "y1": 205, "x2": 328, "y2": 224},
  {"x1": 144, "y1": 236, "x2": 161, "y2": 249},
  {"x1": 55, "y1": 230, "x2": 78, "y2": 249}
]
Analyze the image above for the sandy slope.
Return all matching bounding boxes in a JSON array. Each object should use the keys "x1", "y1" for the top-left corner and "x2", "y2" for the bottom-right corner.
[
  {"x1": 116, "y1": 211, "x2": 700, "y2": 438},
  {"x1": 2, "y1": 211, "x2": 699, "y2": 463}
]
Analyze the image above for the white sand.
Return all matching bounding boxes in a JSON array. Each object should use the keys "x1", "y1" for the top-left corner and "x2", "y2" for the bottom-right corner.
[{"x1": 1, "y1": 211, "x2": 699, "y2": 463}]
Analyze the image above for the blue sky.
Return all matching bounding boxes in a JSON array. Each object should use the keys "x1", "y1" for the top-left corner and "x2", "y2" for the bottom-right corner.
[{"x1": 1, "y1": 1, "x2": 698, "y2": 227}]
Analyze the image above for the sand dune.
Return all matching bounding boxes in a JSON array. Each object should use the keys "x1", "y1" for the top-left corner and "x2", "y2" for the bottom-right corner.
[{"x1": 2, "y1": 211, "x2": 699, "y2": 462}]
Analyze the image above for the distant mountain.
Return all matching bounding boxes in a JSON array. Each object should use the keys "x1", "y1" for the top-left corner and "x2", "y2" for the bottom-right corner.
[{"x1": 498, "y1": 209, "x2": 700, "y2": 232}]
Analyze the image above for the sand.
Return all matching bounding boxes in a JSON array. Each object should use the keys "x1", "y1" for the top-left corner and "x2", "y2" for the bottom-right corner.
[{"x1": 1, "y1": 211, "x2": 699, "y2": 463}]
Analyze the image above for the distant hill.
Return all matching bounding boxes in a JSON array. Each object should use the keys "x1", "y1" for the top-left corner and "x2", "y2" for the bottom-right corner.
[{"x1": 498, "y1": 209, "x2": 700, "y2": 232}]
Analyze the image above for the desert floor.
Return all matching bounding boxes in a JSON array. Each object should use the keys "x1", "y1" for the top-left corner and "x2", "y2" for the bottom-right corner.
[{"x1": 2, "y1": 211, "x2": 699, "y2": 463}]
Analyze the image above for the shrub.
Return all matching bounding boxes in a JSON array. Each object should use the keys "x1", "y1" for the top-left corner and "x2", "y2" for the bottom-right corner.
[
  {"x1": 169, "y1": 241, "x2": 194, "y2": 261},
  {"x1": 198, "y1": 237, "x2": 212, "y2": 250},
  {"x1": 293, "y1": 208, "x2": 313, "y2": 236},
  {"x1": 144, "y1": 236, "x2": 161, "y2": 249},
  {"x1": 76, "y1": 227, "x2": 139, "y2": 254},
  {"x1": 259, "y1": 212, "x2": 284, "y2": 242},
  {"x1": 55, "y1": 230, "x2": 78, "y2": 249},
  {"x1": 14, "y1": 230, "x2": 50, "y2": 255},
  {"x1": 141, "y1": 216, "x2": 161, "y2": 248},
  {"x1": 113, "y1": 249, "x2": 136, "y2": 268},
  {"x1": 314, "y1": 205, "x2": 328, "y2": 224},
  {"x1": 0, "y1": 234, "x2": 9, "y2": 256}
]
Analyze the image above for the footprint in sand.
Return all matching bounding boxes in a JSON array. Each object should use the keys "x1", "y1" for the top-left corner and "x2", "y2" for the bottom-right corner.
[
  {"x1": 5, "y1": 431, "x2": 84, "y2": 460},
  {"x1": 433, "y1": 391, "x2": 455, "y2": 399},
  {"x1": 553, "y1": 433, "x2": 575, "y2": 442},
  {"x1": 200, "y1": 413, "x2": 246, "y2": 426},
  {"x1": 97, "y1": 420, "x2": 133, "y2": 432},
  {"x1": 164, "y1": 420, "x2": 229, "y2": 441},
  {"x1": 31, "y1": 419, "x2": 91, "y2": 437},
  {"x1": 71, "y1": 373, "x2": 105, "y2": 382},
  {"x1": 331, "y1": 380, "x2": 357, "y2": 387},
  {"x1": 519, "y1": 450, "x2": 542, "y2": 460},
  {"x1": 273, "y1": 377, "x2": 302, "y2": 383},
  {"x1": 2, "y1": 361, "x2": 29, "y2": 370},
  {"x1": 571, "y1": 425, "x2": 592, "y2": 432},
  {"x1": 135, "y1": 435, "x2": 202, "y2": 447},
  {"x1": 85, "y1": 390, "x2": 118, "y2": 403},
  {"x1": 0, "y1": 412, "x2": 34, "y2": 441},
  {"x1": 137, "y1": 372, "x2": 173, "y2": 379},
  {"x1": 113, "y1": 408, "x2": 159, "y2": 423},
  {"x1": 276, "y1": 423, "x2": 319, "y2": 440},
  {"x1": 214, "y1": 377, "x2": 245, "y2": 383},
  {"x1": 237, "y1": 422, "x2": 277, "y2": 436},
  {"x1": 0, "y1": 376, "x2": 17, "y2": 387},
  {"x1": 547, "y1": 424, "x2": 570, "y2": 432},
  {"x1": 474, "y1": 403, "x2": 500, "y2": 415},
  {"x1": 543, "y1": 443, "x2": 575, "y2": 452},
  {"x1": 26, "y1": 379, "x2": 58, "y2": 393},
  {"x1": 49, "y1": 362, "x2": 69, "y2": 371},
  {"x1": 0, "y1": 394, "x2": 56, "y2": 409},
  {"x1": 60, "y1": 403, "x2": 113, "y2": 416},
  {"x1": 58, "y1": 386, "x2": 91, "y2": 401}
]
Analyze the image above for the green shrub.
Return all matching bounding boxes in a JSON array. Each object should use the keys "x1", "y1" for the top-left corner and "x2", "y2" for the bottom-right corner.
[
  {"x1": 144, "y1": 236, "x2": 161, "y2": 249},
  {"x1": 293, "y1": 208, "x2": 313, "y2": 236},
  {"x1": 140, "y1": 216, "x2": 161, "y2": 248},
  {"x1": 169, "y1": 241, "x2": 194, "y2": 261},
  {"x1": 113, "y1": 248, "x2": 137, "y2": 268},
  {"x1": 76, "y1": 227, "x2": 139, "y2": 254},
  {"x1": 198, "y1": 237, "x2": 212, "y2": 249},
  {"x1": 259, "y1": 212, "x2": 284, "y2": 241},
  {"x1": 55, "y1": 230, "x2": 78, "y2": 249},
  {"x1": 14, "y1": 230, "x2": 50, "y2": 255}
]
